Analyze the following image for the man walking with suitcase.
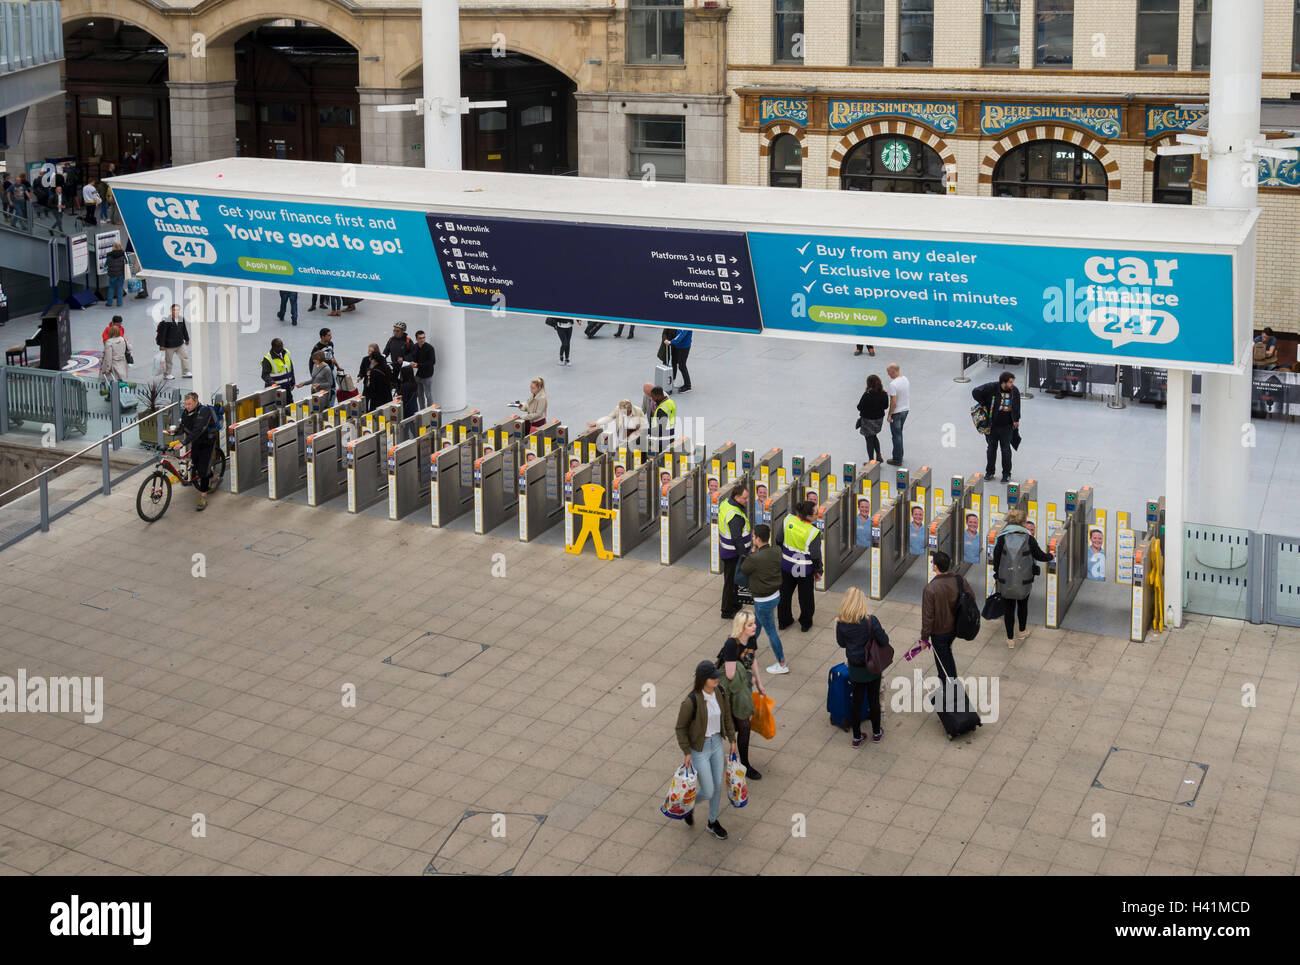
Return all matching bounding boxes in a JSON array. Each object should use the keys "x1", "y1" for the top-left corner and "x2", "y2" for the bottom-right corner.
[{"x1": 919, "y1": 551, "x2": 972, "y2": 681}]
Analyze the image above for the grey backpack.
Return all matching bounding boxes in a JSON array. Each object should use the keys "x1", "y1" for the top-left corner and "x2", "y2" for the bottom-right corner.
[{"x1": 996, "y1": 528, "x2": 1035, "y2": 601}]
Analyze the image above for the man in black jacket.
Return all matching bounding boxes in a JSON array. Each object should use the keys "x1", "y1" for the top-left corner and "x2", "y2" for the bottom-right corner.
[
  {"x1": 169, "y1": 392, "x2": 218, "y2": 510},
  {"x1": 156, "y1": 304, "x2": 192, "y2": 380},
  {"x1": 413, "y1": 330, "x2": 436, "y2": 409},
  {"x1": 972, "y1": 371, "x2": 1020, "y2": 483},
  {"x1": 384, "y1": 321, "x2": 415, "y2": 373}
]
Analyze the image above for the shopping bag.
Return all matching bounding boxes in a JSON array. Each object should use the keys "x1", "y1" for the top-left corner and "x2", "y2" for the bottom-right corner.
[
  {"x1": 982, "y1": 592, "x2": 1006, "y2": 620},
  {"x1": 336, "y1": 387, "x2": 360, "y2": 402},
  {"x1": 751, "y1": 693, "x2": 776, "y2": 740},
  {"x1": 725, "y1": 753, "x2": 749, "y2": 808},
  {"x1": 660, "y1": 763, "x2": 698, "y2": 820},
  {"x1": 970, "y1": 401, "x2": 992, "y2": 435},
  {"x1": 337, "y1": 372, "x2": 356, "y2": 393},
  {"x1": 152, "y1": 350, "x2": 165, "y2": 377}
]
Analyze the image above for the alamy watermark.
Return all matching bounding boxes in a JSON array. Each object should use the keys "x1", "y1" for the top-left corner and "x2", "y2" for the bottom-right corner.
[{"x1": 0, "y1": 670, "x2": 103, "y2": 723}]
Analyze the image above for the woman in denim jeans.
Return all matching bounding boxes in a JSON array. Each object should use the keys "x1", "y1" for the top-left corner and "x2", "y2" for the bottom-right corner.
[
  {"x1": 674, "y1": 660, "x2": 737, "y2": 840},
  {"x1": 741, "y1": 523, "x2": 789, "y2": 675}
]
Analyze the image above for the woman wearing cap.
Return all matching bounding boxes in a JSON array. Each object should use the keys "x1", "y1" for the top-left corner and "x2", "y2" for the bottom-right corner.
[
  {"x1": 674, "y1": 660, "x2": 737, "y2": 839},
  {"x1": 719, "y1": 611, "x2": 766, "y2": 781}
]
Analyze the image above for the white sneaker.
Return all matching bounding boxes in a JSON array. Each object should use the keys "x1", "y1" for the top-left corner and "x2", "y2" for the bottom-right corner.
[
  {"x1": 182, "y1": 371, "x2": 193, "y2": 377},
  {"x1": 165, "y1": 374, "x2": 176, "y2": 380},
  {"x1": 767, "y1": 663, "x2": 789, "y2": 675}
]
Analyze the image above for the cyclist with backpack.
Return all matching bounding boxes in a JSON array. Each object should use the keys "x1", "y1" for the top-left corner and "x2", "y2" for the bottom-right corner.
[
  {"x1": 168, "y1": 392, "x2": 220, "y2": 511},
  {"x1": 993, "y1": 507, "x2": 1054, "y2": 648},
  {"x1": 919, "y1": 550, "x2": 976, "y2": 680}
]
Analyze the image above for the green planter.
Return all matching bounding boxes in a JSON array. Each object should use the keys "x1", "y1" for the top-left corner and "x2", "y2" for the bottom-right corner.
[{"x1": 137, "y1": 410, "x2": 161, "y2": 446}]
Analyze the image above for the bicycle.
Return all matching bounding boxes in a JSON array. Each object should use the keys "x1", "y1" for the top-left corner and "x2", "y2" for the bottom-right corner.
[{"x1": 136, "y1": 435, "x2": 226, "y2": 522}]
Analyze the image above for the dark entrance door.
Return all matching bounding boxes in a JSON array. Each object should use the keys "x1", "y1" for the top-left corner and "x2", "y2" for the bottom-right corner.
[{"x1": 460, "y1": 51, "x2": 576, "y2": 175}]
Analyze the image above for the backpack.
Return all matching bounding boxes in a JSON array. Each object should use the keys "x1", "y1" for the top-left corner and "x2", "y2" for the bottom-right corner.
[
  {"x1": 996, "y1": 529, "x2": 1036, "y2": 601},
  {"x1": 951, "y1": 575, "x2": 981, "y2": 640},
  {"x1": 199, "y1": 404, "x2": 220, "y2": 440}
]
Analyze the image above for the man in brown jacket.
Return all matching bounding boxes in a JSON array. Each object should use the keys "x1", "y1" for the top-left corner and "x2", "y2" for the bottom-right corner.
[{"x1": 920, "y1": 551, "x2": 971, "y2": 681}]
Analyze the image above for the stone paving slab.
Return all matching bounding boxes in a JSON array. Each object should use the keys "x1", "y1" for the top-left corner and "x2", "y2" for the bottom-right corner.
[{"x1": 0, "y1": 483, "x2": 1297, "y2": 876}]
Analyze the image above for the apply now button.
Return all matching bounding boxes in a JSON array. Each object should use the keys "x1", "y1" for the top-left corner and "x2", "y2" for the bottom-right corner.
[
  {"x1": 238, "y1": 256, "x2": 294, "y2": 276},
  {"x1": 809, "y1": 306, "x2": 886, "y2": 327}
]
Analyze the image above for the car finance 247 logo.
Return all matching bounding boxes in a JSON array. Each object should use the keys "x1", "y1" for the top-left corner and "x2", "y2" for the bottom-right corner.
[
  {"x1": 1081, "y1": 254, "x2": 1181, "y2": 350},
  {"x1": 146, "y1": 195, "x2": 218, "y2": 268}
]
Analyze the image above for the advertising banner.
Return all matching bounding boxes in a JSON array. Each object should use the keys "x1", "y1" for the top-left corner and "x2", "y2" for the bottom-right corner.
[
  {"x1": 112, "y1": 187, "x2": 447, "y2": 302},
  {"x1": 113, "y1": 182, "x2": 1241, "y2": 369},
  {"x1": 747, "y1": 231, "x2": 1235, "y2": 367}
]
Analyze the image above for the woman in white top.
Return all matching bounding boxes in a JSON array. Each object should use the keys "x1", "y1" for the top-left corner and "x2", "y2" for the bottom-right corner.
[
  {"x1": 100, "y1": 323, "x2": 131, "y2": 384},
  {"x1": 518, "y1": 376, "x2": 547, "y2": 433},
  {"x1": 587, "y1": 398, "x2": 649, "y2": 449},
  {"x1": 673, "y1": 659, "x2": 738, "y2": 839}
]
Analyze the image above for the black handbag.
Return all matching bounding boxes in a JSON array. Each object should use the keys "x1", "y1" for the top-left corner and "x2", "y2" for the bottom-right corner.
[{"x1": 982, "y1": 592, "x2": 1006, "y2": 620}]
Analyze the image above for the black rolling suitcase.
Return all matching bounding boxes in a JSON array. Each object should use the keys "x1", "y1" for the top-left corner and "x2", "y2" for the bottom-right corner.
[{"x1": 928, "y1": 661, "x2": 981, "y2": 740}]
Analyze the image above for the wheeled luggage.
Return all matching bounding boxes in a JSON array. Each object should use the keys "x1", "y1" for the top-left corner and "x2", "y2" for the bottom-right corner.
[
  {"x1": 826, "y1": 662, "x2": 869, "y2": 731},
  {"x1": 928, "y1": 662, "x2": 981, "y2": 739}
]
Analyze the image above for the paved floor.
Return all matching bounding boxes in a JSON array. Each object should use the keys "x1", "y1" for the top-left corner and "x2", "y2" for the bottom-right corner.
[{"x1": 1, "y1": 482, "x2": 1297, "y2": 876}]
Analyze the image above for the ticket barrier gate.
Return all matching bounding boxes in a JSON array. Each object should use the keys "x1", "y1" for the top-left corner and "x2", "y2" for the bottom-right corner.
[
  {"x1": 473, "y1": 416, "x2": 527, "y2": 535},
  {"x1": 229, "y1": 385, "x2": 287, "y2": 424},
  {"x1": 395, "y1": 404, "x2": 441, "y2": 445},
  {"x1": 321, "y1": 396, "x2": 365, "y2": 428},
  {"x1": 610, "y1": 455, "x2": 660, "y2": 557},
  {"x1": 564, "y1": 455, "x2": 613, "y2": 549},
  {"x1": 1045, "y1": 486, "x2": 1092, "y2": 629},
  {"x1": 305, "y1": 414, "x2": 360, "y2": 507},
  {"x1": 926, "y1": 504, "x2": 959, "y2": 584},
  {"x1": 660, "y1": 451, "x2": 708, "y2": 565},
  {"x1": 518, "y1": 422, "x2": 570, "y2": 541},
  {"x1": 816, "y1": 461, "x2": 871, "y2": 591},
  {"x1": 1006, "y1": 478, "x2": 1040, "y2": 536},
  {"x1": 794, "y1": 453, "x2": 833, "y2": 510},
  {"x1": 363, "y1": 400, "x2": 403, "y2": 446},
  {"x1": 706, "y1": 442, "x2": 740, "y2": 575},
  {"x1": 951, "y1": 473, "x2": 986, "y2": 576},
  {"x1": 383, "y1": 405, "x2": 445, "y2": 519},
  {"x1": 429, "y1": 412, "x2": 484, "y2": 527},
  {"x1": 228, "y1": 406, "x2": 285, "y2": 495},
  {"x1": 868, "y1": 469, "x2": 931, "y2": 601},
  {"x1": 266, "y1": 391, "x2": 329, "y2": 500}
]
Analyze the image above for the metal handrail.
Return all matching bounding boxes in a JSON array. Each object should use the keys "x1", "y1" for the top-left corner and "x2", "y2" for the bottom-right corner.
[{"x1": 0, "y1": 399, "x2": 178, "y2": 504}]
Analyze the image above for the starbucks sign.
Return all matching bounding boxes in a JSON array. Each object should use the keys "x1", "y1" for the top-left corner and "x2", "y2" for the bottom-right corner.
[{"x1": 880, "y1": 140, "x2": 912, "y2": 172}]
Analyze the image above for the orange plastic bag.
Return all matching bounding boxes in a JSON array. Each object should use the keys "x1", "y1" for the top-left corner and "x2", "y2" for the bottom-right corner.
[{"x1": 751, "y1": 693, "x2": 776, "y2": 740}]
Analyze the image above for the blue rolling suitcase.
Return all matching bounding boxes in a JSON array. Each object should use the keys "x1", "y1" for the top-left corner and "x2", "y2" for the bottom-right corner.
[{"x1": 827, "y1": 663, "x2": 869, "y2": 731}]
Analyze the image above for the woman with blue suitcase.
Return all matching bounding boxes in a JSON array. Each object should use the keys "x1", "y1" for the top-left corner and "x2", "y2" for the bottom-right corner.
[{"x1": 835, "y1": 587, "x2": 887, "y2": 747}]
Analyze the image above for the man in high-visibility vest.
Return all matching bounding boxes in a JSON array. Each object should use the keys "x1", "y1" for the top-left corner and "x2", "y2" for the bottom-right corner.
[
  {"x1": 649, "y1": 385, "x2": 676, "y2": 452},
  {"x1": 718, "y1": 482, "x2": 751, "y2": 619},
  {"x1": 777, "y1": 499, "x2": 823, "y2": 632},
  {"x1": 261, "y1": 338, "x2": 296, "y2": 403}
]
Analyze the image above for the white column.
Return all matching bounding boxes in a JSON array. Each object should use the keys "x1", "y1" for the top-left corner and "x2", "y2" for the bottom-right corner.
[
  {"x1": 218, "y1": 299, "x2": 240, "y2": 392},
  {"x1": 1196, "y1": 0, "x2": 1261, "y2": 554},
  {"x1": 423, "y1": 0, "x2": 468, "y2": 413},
  {"x1": 185, "y1": 280, "x2": 214, "y2": 404},
  {"x1": 1164, "y1": 370, "x2": 1191, "y2": 628}
]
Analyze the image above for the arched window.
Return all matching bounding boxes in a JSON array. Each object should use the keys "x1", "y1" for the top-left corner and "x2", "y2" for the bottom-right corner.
[
  {"x1": 769, "y1": 133, "x2": 803, "y2": 188},
  {"x1": 841, "y1": 134, "x2": 944, "y2": 193},
  {"x1": 992, "y1": 140, "x2": 1107, "y2": 200}
]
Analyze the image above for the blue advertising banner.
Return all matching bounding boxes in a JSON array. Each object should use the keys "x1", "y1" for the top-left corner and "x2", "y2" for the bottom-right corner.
[
  {"x1": 759, "y1": 98, "x2": 808, "y2": 126},
  {"x1": 981, "y1": 103, "x2": 1122, "y2": 139},
  {"x1": 430, "y1": 214, "x2": 762, "y2": 333},
  {"x1": 1145, "y1": 106, "x2": 1206, "y2": 137},
  {"x1": 111, "y1": 187, "x2": 447, "y2": 302},
  {"x1": 747, "y1": 231, "x2": 1234, "y2": 367},
  {"x1": 828, "y1": 99, "x2": 958, "y2": 132}
]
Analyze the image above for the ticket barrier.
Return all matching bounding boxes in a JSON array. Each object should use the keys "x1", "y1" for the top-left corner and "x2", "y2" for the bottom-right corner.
[
  {"x1": 305, "y1": 414, "x2": 360, "y2": 507},
  {"x1": 266, "y1": 390, "x2": 329, "y2": 500},
  {"x1": 1128, "y1": 532, "x2": 1163, "y2": 642},
  {"x1": 345, "y1": 428, "x2": 389, "y2": 514},
  {"x1": 794, "y1": 453, "x2": 833, "y2": 511},
  {"x1": 1006, "y1": 478, "x2": 1040, "y2": 535},
  {"x1": 660, "y1": 451, "x2": 708, "y2": 565},
  {"x1": 229, "y1": 385, "x2": 287, "y2": 424},
  {"x1": 387, "y1": 434, "x2": 435, "y2": 521},
  {"x1": 925, "y1": 504, "x2": 959, "y2": 584},
  {"x1": 228, "y1": 406, "x2": 285, "y2": 495},
  {"x1": 321, "y1": 396, "x2": 366, "y2": 428},
  {"x1": 816, "y1": 461, "x2": 871, "y2": 591},
  {"x1": 397, "y1": 404, "x2": 441, "y2": 444},
  {"x1": 868, "y1": 481, "x2": 919, "y2": 601},
  {"x1": 951, "y1": 473, "x2": 986, "y2": 576},
  {"x1": 473, "y1": 416, "x2": 527, "y2": 534},
  {"x1": 518, "y1": 422, "x2": 570, "y2": 541},
  {"x1": 706, "y1": 442, "x2": 740, "y2": 575},
  {"x1": 902, "y1": 466, "x2": 934, "y2": 556},
  {"x1": 364, "y1": 400, "x2": 403, "y2": 446},
  {"x1": 564, "y1": 455, "x2": 613, "y2": 549},
  {"x1": 429, "y1": 412, "x2": 484, "y2": 527},
  {"x1": 610, "y1": 455, "x2": 660, "y2": 557},
  {"x1": 1045, "y1": 485, "x2": 1093, "y2": 629}
]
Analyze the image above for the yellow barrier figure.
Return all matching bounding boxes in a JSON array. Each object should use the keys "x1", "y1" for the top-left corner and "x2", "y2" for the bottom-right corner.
[
  {"x1": 567, "y1": 483, "x2": 615, "y2": 560},
  {"x1": 1150, "y1": 537, "x2": 1165, "y2": 632}
]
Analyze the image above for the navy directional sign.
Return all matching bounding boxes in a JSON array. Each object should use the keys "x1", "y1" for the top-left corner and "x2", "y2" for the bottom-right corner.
[{"x1": 427, "y1": 214, "x2": 763, "y2": 333}]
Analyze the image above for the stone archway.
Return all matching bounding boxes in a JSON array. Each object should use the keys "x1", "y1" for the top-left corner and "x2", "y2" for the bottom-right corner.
[
  {"x1": 827, "y1": 119, "x2": 956, "y2": 189},
  {"x1": 981, "y1": 124, "x2": 1121, "y2": 193}
]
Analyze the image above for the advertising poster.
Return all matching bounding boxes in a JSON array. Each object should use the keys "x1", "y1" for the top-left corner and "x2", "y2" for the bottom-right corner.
[
  {"x1": 856, "y1": 496, "x2": 872, "y2": 547},
  {"x1": 962, "y1": 510, "x2": 982, "y2": 565},
  {"x1": 909, "y1": 501, "x2": 926, "y2": 555},
  {"x1": 1087, "y1": 525, "x2": 1106, "y2": 581}
]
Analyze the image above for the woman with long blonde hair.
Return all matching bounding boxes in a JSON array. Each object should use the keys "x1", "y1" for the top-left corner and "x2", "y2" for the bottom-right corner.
[{"x1": 836, "y1": 587, "x2": 888, "y2": 746}]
